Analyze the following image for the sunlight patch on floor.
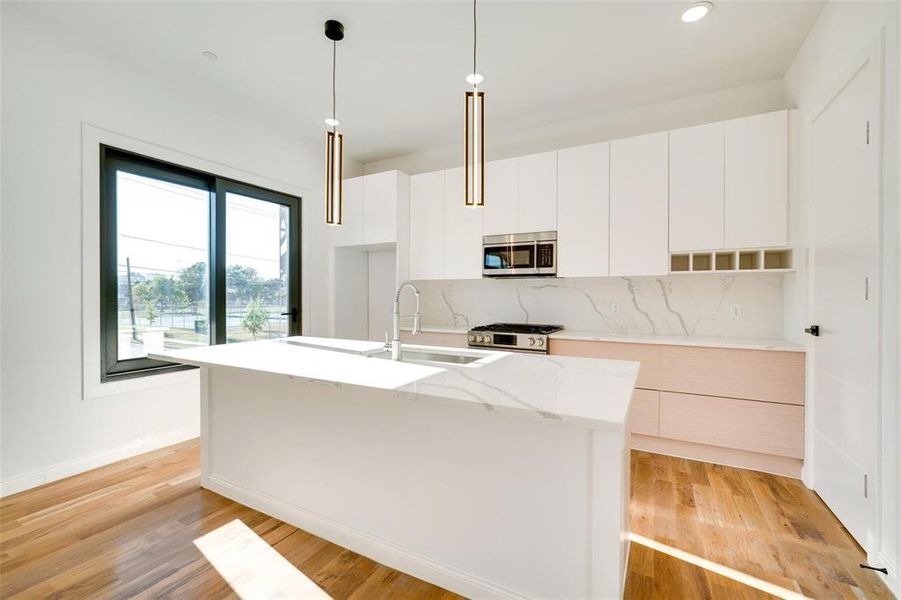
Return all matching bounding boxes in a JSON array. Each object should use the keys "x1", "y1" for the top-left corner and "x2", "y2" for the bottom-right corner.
[
  {"x1": 194, "y1": 518, "x2": 333, "y2": 599},
  {"x1": 629, "y1": 532, "x2": 808, "y2": 600}
]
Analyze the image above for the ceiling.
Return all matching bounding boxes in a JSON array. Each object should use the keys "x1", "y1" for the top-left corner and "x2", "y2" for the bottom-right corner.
[{"x1": 15, "y1": 1, "x2": 823, "y2": 163}]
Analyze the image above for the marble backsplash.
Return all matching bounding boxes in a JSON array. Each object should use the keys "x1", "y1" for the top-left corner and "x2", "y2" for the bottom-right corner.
[{"x1": 406, "y1": 273, "x2": 785, "y2": 339}]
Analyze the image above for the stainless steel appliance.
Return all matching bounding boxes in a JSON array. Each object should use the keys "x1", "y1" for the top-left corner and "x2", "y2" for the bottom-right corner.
[
  {"x1": 482, "y1": 231, "x2": 557, "y2": 277},
  {"x1": 468, "y1": 323, "x2": 563, "y2": 353}
]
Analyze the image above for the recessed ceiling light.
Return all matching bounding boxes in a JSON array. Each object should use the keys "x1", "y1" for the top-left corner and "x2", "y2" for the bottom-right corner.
[
  {"x1": 202, "y1": 50, "x2": 218, "y2": 60},
  {"x1": 324, "y1": 117, "x2": 340, "y2": 127},
  {"x1": 465, "y1": 73, "x2": 484, "y2": 85},
  {"x1": 681, "y1": 1, "x2": 713, "y2": 23}
]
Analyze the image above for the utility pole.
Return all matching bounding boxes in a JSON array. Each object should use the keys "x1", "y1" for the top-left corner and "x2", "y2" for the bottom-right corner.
[{"x1": 126, "y1": 257, "x2": 138, "y2": 342}]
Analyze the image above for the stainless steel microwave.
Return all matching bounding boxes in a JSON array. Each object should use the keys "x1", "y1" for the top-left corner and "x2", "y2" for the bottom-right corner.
[{"x1": 482, "y1": 231, "x2": 557, "y2": 277}]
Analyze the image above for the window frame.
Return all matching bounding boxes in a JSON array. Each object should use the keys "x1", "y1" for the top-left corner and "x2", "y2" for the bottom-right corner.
[{"x1": 99, "y1": 145, "x2": 302, "y2": 382}]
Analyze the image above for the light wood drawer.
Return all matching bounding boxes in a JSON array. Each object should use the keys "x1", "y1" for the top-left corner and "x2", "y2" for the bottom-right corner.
[
  {"x1": 659, "y1": 391, "x2": 804, "y2": 458},
  {"x1": 629, "y1": 389, "x2": 659, "y2": 436},
  {"x1": 549, "y1": 340, "x2": 661, "y2": 389},
  {"x1": 400, "y1": 331, "x2": 468, "y2": 348},
  {"x1": 659, "y1": 345, "x2": 805, "y2": 405}
]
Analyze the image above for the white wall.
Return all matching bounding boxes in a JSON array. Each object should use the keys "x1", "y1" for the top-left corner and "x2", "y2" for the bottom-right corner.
[
  {"x1": 0, "y1": 6, "x2": 355, "y2": 494},
  {"x1": 364, "y1": 79, "x2": 788, "y2": 175},
  {"x1": 783, "y1": 0, "x2": 900, "y2": 591}
]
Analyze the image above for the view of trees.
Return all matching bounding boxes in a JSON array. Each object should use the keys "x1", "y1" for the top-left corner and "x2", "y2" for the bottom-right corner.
[
  {"x1": 241, "y1": 297, "x2": 270, "y2": 340},
  {"x1": 120, "y1": 261, "x2": 286, "y2": 338}
]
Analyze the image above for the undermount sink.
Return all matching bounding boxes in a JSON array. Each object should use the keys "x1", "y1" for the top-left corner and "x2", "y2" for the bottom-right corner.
[{"x1": 369, "y1": 349, "x2": 482, "y2": 365}]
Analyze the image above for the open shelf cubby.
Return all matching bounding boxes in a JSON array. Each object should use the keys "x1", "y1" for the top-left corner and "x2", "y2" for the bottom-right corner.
[
  {"x1": 668, "y1": 248, "x2": 793, "y2": 274},
  {"x1": 671, "y1": 254, "x2": 691, "y2": 272}
]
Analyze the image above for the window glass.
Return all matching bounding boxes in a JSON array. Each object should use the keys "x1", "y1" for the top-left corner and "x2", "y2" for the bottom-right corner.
[
  {"x1": 115, "y1": 171, "x2": 210, "y2": 360},
  {"x1": 225, "y1": 192, "x2": 291, "y2": 342}
]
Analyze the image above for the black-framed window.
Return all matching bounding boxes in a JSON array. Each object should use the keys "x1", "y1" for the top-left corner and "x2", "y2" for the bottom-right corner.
[{"x1": 100, "y1": 146, "x2": 301, "y2": 381}]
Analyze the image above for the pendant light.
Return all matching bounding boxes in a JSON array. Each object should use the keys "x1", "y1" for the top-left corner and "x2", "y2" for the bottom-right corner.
[
  {"x1": 324, "y1": 20, "x2": 345, "y2": 225},
  {"x1": 464, "y1": 0, "x2": 485, "y2": 207}
]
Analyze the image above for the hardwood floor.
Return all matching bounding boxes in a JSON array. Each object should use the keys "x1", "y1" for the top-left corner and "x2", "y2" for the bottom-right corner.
[{"x1": 0, "y1": 440, "x2": 891, "y2": 599}]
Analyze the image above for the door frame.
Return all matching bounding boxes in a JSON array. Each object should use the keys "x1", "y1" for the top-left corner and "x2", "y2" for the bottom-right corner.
[{"x1": 806, "y1": 30, "x2": 885, "y2": 557}]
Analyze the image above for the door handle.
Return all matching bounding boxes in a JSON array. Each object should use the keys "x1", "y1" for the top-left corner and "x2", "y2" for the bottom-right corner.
[
  {"x1": 281, "y1": 307, "x2": 299, "y2": 323},
  {"x1": 804, "y1": 325, "x2": 819, "y2": 337}
]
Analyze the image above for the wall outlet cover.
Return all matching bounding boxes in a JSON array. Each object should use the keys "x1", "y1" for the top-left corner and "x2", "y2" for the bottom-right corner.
[
  {"x1": 610, "y1": 302, "x2": 621, "y2": 315},
  {"x1": 730, "y1": 304, "x2": 743, "y2": 319}
]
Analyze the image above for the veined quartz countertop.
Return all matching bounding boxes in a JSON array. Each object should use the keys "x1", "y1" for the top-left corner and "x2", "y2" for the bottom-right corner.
[
  {"x1": 403, "y1": 325, "x2": 806, "y2": 353},
  {"x1": 150, "y1": 337, "x2": 639, "y2": 431}
]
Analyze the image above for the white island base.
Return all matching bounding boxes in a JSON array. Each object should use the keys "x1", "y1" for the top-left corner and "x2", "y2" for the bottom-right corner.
[{"x1": 159, "y1": 339, "x2": 636, "y2": 599}]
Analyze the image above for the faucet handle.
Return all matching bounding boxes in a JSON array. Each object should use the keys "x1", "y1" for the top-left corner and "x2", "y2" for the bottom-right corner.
[
  {"x1": 413, "y1": 312, "x2": 422, "y2": 335},
  {"x1": 384, "y1": 332, "x2": 391, "y2": 349}
]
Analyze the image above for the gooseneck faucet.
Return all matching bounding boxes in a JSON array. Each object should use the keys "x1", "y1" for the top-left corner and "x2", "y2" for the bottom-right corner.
[{"x1": 390, "y1": 281, "x2": 422, "y2": 360}]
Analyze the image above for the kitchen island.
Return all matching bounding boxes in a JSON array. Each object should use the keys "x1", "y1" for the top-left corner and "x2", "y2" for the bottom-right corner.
[{"x1": 151, "y1": 337, "x2": 638, "y2": 599}]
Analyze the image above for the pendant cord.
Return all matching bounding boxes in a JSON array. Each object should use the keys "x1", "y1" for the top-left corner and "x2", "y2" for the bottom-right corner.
[
  {"x1": 472, "y1": 0, "x2": 477, "y2": 84},
  {"x1": 331, "y1": 40, "x2": 337, "y2": 131}
]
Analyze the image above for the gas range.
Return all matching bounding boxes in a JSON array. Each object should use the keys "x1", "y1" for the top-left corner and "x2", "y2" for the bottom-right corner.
[{"x1": 467, "y1": 323, "x2": 564, "y2": 353}]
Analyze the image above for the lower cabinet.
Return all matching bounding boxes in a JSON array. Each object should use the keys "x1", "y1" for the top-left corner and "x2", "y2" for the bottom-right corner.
[
  {"x1": 629, "y1": 389, "x2": 660, "y2": 437},
  {"x1": 551, "y1": 339, "x2": 806, "y2": 478},
  {"x1": 658, "y1": 391, "x2": 804, "y2": 459}
]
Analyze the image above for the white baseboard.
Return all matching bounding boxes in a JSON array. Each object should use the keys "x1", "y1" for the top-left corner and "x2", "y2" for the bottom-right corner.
[
  {"x1": 0, "y1": 426, "x2": 199, "y2": 498},
  {"x1": 207, "y1": 475, "x2": 529, "y2": 600},
  {"x1": 877, "y1": 552, "x2": 899, "y2": 598}
]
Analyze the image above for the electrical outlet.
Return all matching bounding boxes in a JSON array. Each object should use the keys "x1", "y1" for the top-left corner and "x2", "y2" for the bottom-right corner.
[
  {"x1": 611, "y1": 302, "x2": 621, "y2": 315},
  {"x1": 730, "y1": 304, "x2": 743, "y2": 319}
]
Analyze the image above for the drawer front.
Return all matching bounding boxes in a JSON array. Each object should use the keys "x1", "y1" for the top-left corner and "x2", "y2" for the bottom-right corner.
[
  {"x1": 659, "y1": 345, "x2": 805, "y2": 405},
  {"x1": 629, "y1": 389, "x2": 659, "y2": 436},
  {"x1": 549, "y1": 340, "x2": 661, "y2": 389},
  {"x1": 400, "y1": 332, "x2": 469, "y2": 348},
  {"x1": 659, "y1": 391, "x2": 804, "y2": 458}
]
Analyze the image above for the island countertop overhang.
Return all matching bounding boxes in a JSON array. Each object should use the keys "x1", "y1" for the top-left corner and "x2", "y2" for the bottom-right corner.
[{"x1": 150, "y1": 336, "x2": 639, "y2": 431}]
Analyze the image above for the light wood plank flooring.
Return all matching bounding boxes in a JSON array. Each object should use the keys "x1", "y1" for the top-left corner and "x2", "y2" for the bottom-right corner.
[{"x1": 0, "y1": 440, "x2": 891, "y2": 599}]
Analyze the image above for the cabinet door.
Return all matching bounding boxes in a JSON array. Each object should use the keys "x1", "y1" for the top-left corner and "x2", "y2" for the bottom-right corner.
[
  {"x1": 331, "y1": 176, "x2": 363, "y2": 246},
  {"x1": 482, "y1": 158, "x2": 518, "y2": 236},
  {"x1": 669, "y1": 122, "x2": 724, "y2": 251},
  {"x1": 725, "y1": 110, "x2": 788, "y2": 248},
  {"x1": 410, "y1": 171, "x2": 445, "y2": 279},
  {"x1": 444, "y1": 167, "x2": 483, "y2": 279},
  {"x1": 609, "y1": 132, "x2": 669, "y2": 276},
  {"x1": 517, "y1": 151, "x2": 557, "y2": 233},
  {"x1": 362, "y1": 171, "x2": 397, "y2": 244},
  {"x1": 556, "y1": 142, "x2": 609, "y2": 277}
]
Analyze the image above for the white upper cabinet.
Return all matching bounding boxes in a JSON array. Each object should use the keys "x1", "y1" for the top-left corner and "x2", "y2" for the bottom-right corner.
[
  {"x1": 669, "y1": 122, "x2": 725, "y2": 251},
  {"x1": 609, "y1": 132, "x2": 669, "y2": 277},
  {"x1": 725, "y1": 110, "x2": 788, "y2": 248},
  {"x1": 410, "y1": 170, "x2": 445, "y2": 280},
  {"x1": 517, "y1": 151, "x2": 557, "y2": 233},
  {"x1": 444, "y1": 167, "x2": 483, "y2": 279},
  {"x1": 482, "y1": 157, "x2": 518, "y2": 236},
  {"x1": 557, "y1": 142, "x2": 609, "y2": 278},
  {"x1": 362, "y1": 171, "x2": 398, "y2": 245},
  {"x1": 331, "y1": 176, "x2": 363, "y2": 247},
  {"x1": 334, "y1": 171, "x2": 408, "y2": 248}
]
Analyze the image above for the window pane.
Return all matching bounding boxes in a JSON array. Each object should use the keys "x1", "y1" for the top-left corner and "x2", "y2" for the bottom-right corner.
[
  {"x1": 225, "y1": 193, "x2": 291, "y2": 342},
  {"x1": 116, "y1": 171, "x2": 210, "y2": 360}
]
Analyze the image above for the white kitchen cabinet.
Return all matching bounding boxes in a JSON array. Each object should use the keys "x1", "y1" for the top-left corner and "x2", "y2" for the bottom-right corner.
[
  {"x1": 331, "y1": 176, "x2": 363, "y2": 246},
  {"x1": 410, "y1": 170, "x2": 445, "y2": 280},
  {"x1": 725, "y1": 110, "x2": 788, "y2": 248},
  {"x1": 362, "y1": 171, "x2": 398, "y2": 244},
  {"x1": 669, "y1": 121, "x2": 725, "y2": 251},
  {"x1": 482, "y1": 157, "x2": 518, "y2": 236},
  {"x1": 444, "y1": 167, "x2": 483, "y2": 279},
  {"x1": 556, "y1": 142, "x2": 609, "y2": 277},
  {"x1": 609, "y1": 132, "x2": 669, "y2": 276},
  {"x1": 517, "y1": 151, "x2": 557, "y2": 233}
]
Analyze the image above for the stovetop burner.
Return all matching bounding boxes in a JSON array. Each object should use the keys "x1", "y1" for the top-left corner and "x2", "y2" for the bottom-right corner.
[{"x1": 470, "y1": 323, "x2": 564, "y2": 335}]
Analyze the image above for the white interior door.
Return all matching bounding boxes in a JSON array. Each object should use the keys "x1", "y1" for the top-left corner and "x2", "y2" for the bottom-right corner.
[{"x1": 809, "y1": 50, "x2": 881, "y2": 549}]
